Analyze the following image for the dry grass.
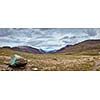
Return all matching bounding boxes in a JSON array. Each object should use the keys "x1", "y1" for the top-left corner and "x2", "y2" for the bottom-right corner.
[{"x1": 0, "y1": 48, "x2": 100, "y2": 71}]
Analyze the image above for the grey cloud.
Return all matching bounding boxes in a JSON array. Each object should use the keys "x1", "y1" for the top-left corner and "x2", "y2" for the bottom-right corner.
[
  {"x1": 0, "y1": 28, "x2": 100, "y2": 51},
  {"x1": 27, "y1": 40, "x2": 44, "y2": 46},
  {"x1": 0, "y1": 28, "x2": 11, "y2": 37},
  {"x1": 83, "y1": 29, "x2": 97, "y2": 36}
]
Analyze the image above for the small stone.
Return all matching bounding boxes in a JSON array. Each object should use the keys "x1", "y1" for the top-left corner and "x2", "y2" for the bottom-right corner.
[
  {"x1": 2, "y1": 68, "x2": 6, "y2": 71},
  {"x1": 32, "y1": 67, "x2": 38, "y2": 71},
  {"x1": 53, "y1": 58, "x2": 57, "y2": 60}
]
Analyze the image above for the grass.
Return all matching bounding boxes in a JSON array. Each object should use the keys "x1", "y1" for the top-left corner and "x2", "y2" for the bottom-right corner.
[
  {"x1": 96, "y1": 64, "x2": 100, "y2": 71},
  {"x1": 0, "y1": 48, "x2": 100, "y2": 71}
]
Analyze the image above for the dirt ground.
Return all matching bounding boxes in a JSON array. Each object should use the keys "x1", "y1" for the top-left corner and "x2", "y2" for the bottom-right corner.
[{"x1": 0, "y1": 54, "x2": 100, "y2": 71}]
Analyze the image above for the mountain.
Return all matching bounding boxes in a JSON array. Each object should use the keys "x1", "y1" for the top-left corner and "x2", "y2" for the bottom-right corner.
[
  {"x1": 56, "y1": 39, "x2": 100, "y2": 54},
  {"x1": 1, "y1": 46, "x2": 45, "y2": 54},
  {"x1": 1, "y1": 39, "x2": 100, "y2": 54},
  {"x1": 0, "y1": 45, "x2": 99, "y2": 71},
  {"x1": 45, "y1": 50, "x2": 57, "y2": 53},
  {"x1": 12, "y1": 46, "x2": 45, "y2": 54}
]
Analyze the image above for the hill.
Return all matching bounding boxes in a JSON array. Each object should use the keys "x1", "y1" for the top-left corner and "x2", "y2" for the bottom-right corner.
[
  {"x1": 56, "y1": 39, "x2": 100, "y2": 55},
  {"x1": 2, "y1": 46, "x2": 45, "y2": 54},
  {"x1": 1, "y1": 39, "x2": 100, "y2": 71},
  {"x1": 0, "y1": 47, "x2": 100, "y2": 71}
]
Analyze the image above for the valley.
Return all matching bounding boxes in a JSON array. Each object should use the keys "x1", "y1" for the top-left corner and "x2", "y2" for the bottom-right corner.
[
  {"x1": 0, "y1": 48, "x2": 100, "y2": 71},
  {"x1": 1, "y1": 39, "x2": 100, "y2": 71}
]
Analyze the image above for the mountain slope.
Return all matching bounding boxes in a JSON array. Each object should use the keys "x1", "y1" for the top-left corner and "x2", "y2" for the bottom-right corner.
[
  {"x1": 0, "y1": 47, "x2": 99, "y2": 71},
  {"x1": 1, "y1": 46, "x2": 45, "y2": 54},
  {"x1": 12, "y1": 46, "x2": 45, "y2": 53},
  {"x1": 56, "y1": 39, "x2": 100, "y2": 54}
]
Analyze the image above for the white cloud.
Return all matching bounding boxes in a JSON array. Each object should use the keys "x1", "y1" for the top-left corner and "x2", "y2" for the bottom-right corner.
[{"x1": 0, "y1": 28, "x2": 100, "y2": 51}]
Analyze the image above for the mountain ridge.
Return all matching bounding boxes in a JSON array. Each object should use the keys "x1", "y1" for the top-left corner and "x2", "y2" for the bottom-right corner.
[
  {"x1": 1, "y1": 46, "x2": 45, "y2": 54},
  {"x1": 56, "y1": 39, "x2": 100, "y2": 54},
  {"x1": 1, "y1": 39, "x2": 100, "y2": 54}
]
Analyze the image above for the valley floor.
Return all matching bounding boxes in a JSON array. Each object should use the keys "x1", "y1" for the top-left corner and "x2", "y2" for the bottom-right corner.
[{"x1": 0, "y1": 48, "x2": 100, "y2": 71}]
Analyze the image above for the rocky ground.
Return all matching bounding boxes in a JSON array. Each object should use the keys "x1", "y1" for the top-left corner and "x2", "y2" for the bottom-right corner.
[
  {"x1": 0, "y1": 54, "x2": 100, "y2": 71},
  {"x1": 1, "y1": 48, "x2": 100, "y2": 71}
]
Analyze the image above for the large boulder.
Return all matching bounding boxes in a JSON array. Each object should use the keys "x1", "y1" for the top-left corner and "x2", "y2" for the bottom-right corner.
[{"x1": 9, "y1": 54, "x2": 27, "y2": 67}]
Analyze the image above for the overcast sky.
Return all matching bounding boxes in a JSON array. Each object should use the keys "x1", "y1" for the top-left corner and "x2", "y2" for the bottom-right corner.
[{"x1": 0, "y1": 28, "x2": 100, "y2": 51}]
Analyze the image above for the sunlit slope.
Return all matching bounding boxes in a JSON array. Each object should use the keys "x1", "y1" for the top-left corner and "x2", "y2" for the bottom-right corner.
[{"x1": 57, "y1": 40, "x2": 100, "y2": 55}]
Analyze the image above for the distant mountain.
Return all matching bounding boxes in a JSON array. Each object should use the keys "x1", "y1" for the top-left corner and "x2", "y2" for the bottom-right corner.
[
  {"x1": 45, "y1": 50, "x2": 57, "y2": 53},
  {"x1": 12, "y1": 46, "x2": 45, "y2": 54},
  {"x1": 1, "y1": 39, "x2": 100, "y2": 54},
  {"x1": 56, "y1": 39, "x2": 100, "y2": 54},
  {"x1": 1, "y1": 46, "x2": 45, "y2": 54}
]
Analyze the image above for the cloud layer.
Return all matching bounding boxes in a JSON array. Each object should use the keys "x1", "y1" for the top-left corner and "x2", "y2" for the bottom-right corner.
[{"x1": 0, "y1": 28, "x2": 100, "y2": 51}]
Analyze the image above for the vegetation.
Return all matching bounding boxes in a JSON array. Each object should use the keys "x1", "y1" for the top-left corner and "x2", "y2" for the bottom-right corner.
[{"x1": 0, "y1": 48, "x2": 100, "y2": 71}]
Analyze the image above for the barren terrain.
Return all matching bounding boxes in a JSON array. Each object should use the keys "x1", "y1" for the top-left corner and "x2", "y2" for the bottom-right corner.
[{"x1": 0, "y1": 48, "x2": 100, "y2": 71}]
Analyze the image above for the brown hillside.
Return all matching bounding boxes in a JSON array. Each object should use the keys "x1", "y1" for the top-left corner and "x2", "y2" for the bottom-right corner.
[{"x1": 57, "y1": 39, "x2": 100, "y2": 54}]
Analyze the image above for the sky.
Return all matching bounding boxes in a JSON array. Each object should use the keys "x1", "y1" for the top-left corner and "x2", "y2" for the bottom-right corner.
[{"x1": 0, "y1": 28, "x2": 100, "y2": 51}]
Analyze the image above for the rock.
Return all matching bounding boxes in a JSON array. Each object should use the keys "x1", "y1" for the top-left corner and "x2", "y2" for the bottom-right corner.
[
  {"x1": 52, "y1": 58, "x2": 57, "y2": 61},
  {"x1": 32, "y1": 67, "x2": 38, "y2": 71},
  {"x1": 9, "y1": 54, "x2": 27, "y2": 68},
  {"x1": 2, "y1": 69, "x2": 5, "y2": 71}
]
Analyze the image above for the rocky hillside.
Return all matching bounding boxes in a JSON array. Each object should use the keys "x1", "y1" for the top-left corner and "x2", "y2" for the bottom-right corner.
[{"x1": 56, "y1": 39, "x2": 100, "y2": 55}]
